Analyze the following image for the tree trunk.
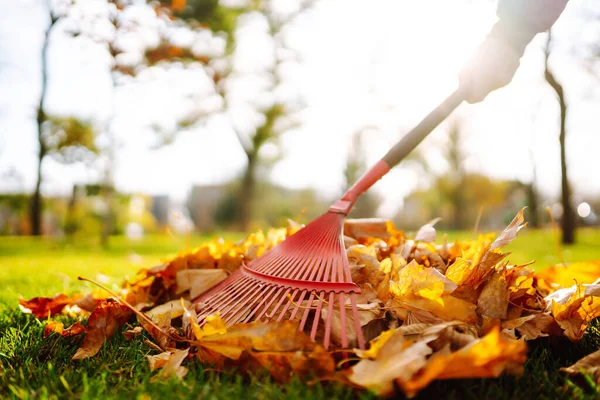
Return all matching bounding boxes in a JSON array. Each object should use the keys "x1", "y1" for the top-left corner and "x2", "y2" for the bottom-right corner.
[
  {"x1": 31, "y1": 131, "x2": 45, "y2": 236},
  {"x1": 238, "y1": 152, "x2": 257, "y2": 232},
  {"x1": 30, "y1": 10, "x2": 57, "y2": 236},
  {"x1": 526, "y1": 182, "x2": 540, "y2": 228},
  {"x1": 545, "y1": 34, "x2": 575, "y2": 244}
]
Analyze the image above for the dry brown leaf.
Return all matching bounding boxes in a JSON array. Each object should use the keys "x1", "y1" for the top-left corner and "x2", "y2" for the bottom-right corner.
[
  {"x1": 19, "y1": 294, "x2": 72, "y2": 318},
  {"x1": 347, "y1": 332, "x2": 432, "y2": 396},
  {"x1": 344, "y1": 218, "x2": 391, "y2": 241},
  {"x1": 490, "y1": 208, "x2": 527, "y2": 251},
  {"x1": 321, "y1": 302, "x2": 381, "y2": 347},
  {"x1": 250, "y1": 346, "x2": 335, "y2": 382},
  {"x1": 146, "y1": 351, "x2": 171, "y2": 372},
  {"x1": 515, "y1": 313, "x2": 560, "y2": 340},
  {"x1": 153, "y1": 349, "x2": 190, "y2": 381},
  {"x1": 145, "y1": 299, "x2": 190, "y2": 321},
  {"x1": 122, "y1": 326, "x2": 144, "y2": 340},
  {"x1": 196, "y1": 320, "x2": 318, "y2": 360},
  {"x1": 392, "y1": 295, "x2": 478, "y2": 325},
  {"x1": 175, "y1": 269, "x2": 228, "y2": 299},
  {"x1": 547, "y1": 280, "x2": 600, "y2": 341},
  {"x1": 72, "y1": 299, "x2": 132, "y2": 360},
  {"x1": 560, "y1": 349, "x2": 600, "y2": 385},
  {"x1": 399, "y1": 327, "x2": 527, "y2": 397},
  {"x1": 142, "y1": 312, "x2": 172, "y2": 351},
  {"x1": 44, "y1": 321, "x2": 84, "y2": 338},
  {"x1": 477, "y1": 270, "x2": 509, "y2": 319}
]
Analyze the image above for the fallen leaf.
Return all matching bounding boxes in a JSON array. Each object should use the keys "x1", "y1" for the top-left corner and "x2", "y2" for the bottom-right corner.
[
  {"x1": 344, "y1": 218, "x2": 391, "y2": 241},
  {"x1": 390, "y1": 261, "x2": 457, "y2": 306},
  {"x1": 43, "y1": 321, "x2": 64, "y2": 338},
  {"x1": 537, "y1": 261, "x2": 600, "y2": 288},
  {"x1": 153, "y1": 349, "x2": 189, "y2": 381},
  {"x1": 560, "y1": 348, "x2": 600, "y2": 385},
  {"x1": 347, "y1": 332, "x2": 432, "y2": 396},
  {"x1": 72, "y1": 299, "x2": 132, "y2": 360},
  {"x1": 321, "y1": 301, "x2": 380, "y2": 348},
  {"x1": 477, "y1": 269, "x2": 509, "y2": 319},
  {"x1": 514, "y1": 313, "x2": 560, "y2": 340},
  {"x1": 549, "y1": 283, "x2": 600, "y2": 341},
  {"x1": 175, "y1": 269, "x2": 228, "y2": 299},
  {"x1": 400, "y1": 327, "x2": 527, "y2": 397},
  {"x1": 142, "y1": 312, "x2": 172, "y2": 351},
  {"x1": 19, "y1": 294, "x2": 72, "y2": 318},
  {"x1": 146, "y1": 351, "x2": 171, "y2": 372},
  {"x1": 489, "y1": 208, "x2": 527, "y2": 251},
  {"x1": 122, "y1": 326, "x2": 144, "y2": 340},
  {"x1": 414, "y1": 218, "x2": 441, "y2": 243},
  {"x1": 145, "y1": 299, "x2": 190, "y2": 321}
]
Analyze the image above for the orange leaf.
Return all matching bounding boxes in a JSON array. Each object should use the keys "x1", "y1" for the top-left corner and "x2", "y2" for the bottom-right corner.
[
  {"x1": 19, "y1": 294, "x2": 72, "y2": 318},
  {"x1": 400, "y1": 327, "x2": 527, "y2": 396},
  {"x1": 537, "y1": 261, "x2": 600, "y2": 288},
  {"x1": 73, "y1": 299, "x2": 132, "y2": 360}
]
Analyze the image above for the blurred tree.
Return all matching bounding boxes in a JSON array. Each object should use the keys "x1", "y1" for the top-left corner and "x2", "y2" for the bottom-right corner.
[
  {"x1": 344, "y1": 126, "x2": 381, "y2": 218},
  {"x1": 545, "y1": 32, "x2": 575, "y2": 244},
  {"x1": 170, "y1": 1, "x2": 308, "y2": 231},
  {"x1": 30, "y1": 0, "x2": 60, "y2": 236}
]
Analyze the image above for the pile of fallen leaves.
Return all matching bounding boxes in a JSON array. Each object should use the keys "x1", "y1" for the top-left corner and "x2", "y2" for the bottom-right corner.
[{"x1": 19, "y1": 209, "x2": 600, "y2": 396}]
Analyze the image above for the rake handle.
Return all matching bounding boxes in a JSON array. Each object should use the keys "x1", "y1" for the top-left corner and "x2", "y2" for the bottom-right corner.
[{"x1": 330, "y1": 87, "x2": 466, "y2": 215}]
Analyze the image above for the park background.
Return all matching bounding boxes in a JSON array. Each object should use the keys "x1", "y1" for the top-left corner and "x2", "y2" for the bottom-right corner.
[{"x1": 1, "y1": 0, "x2": 600, "y2": 302}]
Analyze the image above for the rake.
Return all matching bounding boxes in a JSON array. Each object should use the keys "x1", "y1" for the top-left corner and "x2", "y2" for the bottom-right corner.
[{"x1": 194, "y1": 88, "x2": 465, "y2": 350}]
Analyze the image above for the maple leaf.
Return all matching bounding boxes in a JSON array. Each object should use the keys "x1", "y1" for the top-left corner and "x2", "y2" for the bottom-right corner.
[
  {"x1": 43, "y1": 321, "x2": 86, "y2": 339},
  {"x1": 19, "y1": 294, "x2": 72, "y2": 318},
  {"x1": 477, "y1": 269, "x2": 509, "y2": 319},
  {"x1": 390, "y1": 260, "x2": 457, "y2": 306},
  {"x1": 347, "y1": 331, "x2": 433, "y2": 396},
  {"x1": 191, "y1": 320, "x2": 336, "y2": 382},
  {"x1": 547, "y1": 279, "x2": 600, "y2": 341},
  {"x1": 72, "y1": 299, "x2": 132, "y2": 360},
  {"x1": 537, "y1": 261, "x2": 600, "y2": 288},
  {"x1": 400, "y1": 327, "x2": 527, "y2": 397}
]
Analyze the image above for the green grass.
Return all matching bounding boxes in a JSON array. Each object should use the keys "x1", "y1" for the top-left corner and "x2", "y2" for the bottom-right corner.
[{"x1": 1, "y1": 229, "x2": 599, "y2": 399}]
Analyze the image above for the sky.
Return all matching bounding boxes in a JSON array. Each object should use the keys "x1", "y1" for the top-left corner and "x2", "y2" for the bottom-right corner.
[{"x1": 0, "y1": 0, "x2": 599, "y2": 218}]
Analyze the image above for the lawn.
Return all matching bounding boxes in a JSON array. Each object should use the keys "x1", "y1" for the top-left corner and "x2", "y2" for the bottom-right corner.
[{"x1": 1, "y1": 228, "x2": 599, "y2": 399}]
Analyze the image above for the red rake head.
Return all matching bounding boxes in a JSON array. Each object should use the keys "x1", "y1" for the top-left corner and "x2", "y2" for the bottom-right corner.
[{"x1": 194, "y1": 211, "x2": 366, "y2": 350}]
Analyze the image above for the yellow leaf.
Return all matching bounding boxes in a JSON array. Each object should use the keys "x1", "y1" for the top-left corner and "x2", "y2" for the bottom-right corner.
[
  {"x1": 548, "y1": 281, "x2": 600, "y2": 341},
  {"x1": 390, "y1": 261, "x2": 457, "y2": 306},
  {"x1": 400, "y1": 327, "x2": 527, "y2": 397},
  {"x1": 445, "y1": 258, "x2": 473, "y2": 285},
  {"x1": 537, "y1": 261, "x2": 600, "y2": 288},
  {"x1": 355, "y1": 329, "x2": 396, "y2": 359}
]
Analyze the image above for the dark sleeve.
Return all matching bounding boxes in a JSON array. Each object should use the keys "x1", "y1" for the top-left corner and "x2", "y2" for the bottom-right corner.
[{"x1": 489, "y1": 0, "x2": 568, "y2": 56}]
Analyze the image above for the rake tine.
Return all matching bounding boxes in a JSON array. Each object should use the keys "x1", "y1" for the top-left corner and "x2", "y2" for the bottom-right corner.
[
  {"x1": 310, "y1": 291, "x2": 325, "y2": 342},
  {"x1": 288, "y1": 289, "x2": 307, "y2": 321},
  {"x1": 323, "y1": 291, "x2": 335, "y2": 349},
  {"x1": 351, "y1": 293, "x2": 365, "y2": 349}
]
